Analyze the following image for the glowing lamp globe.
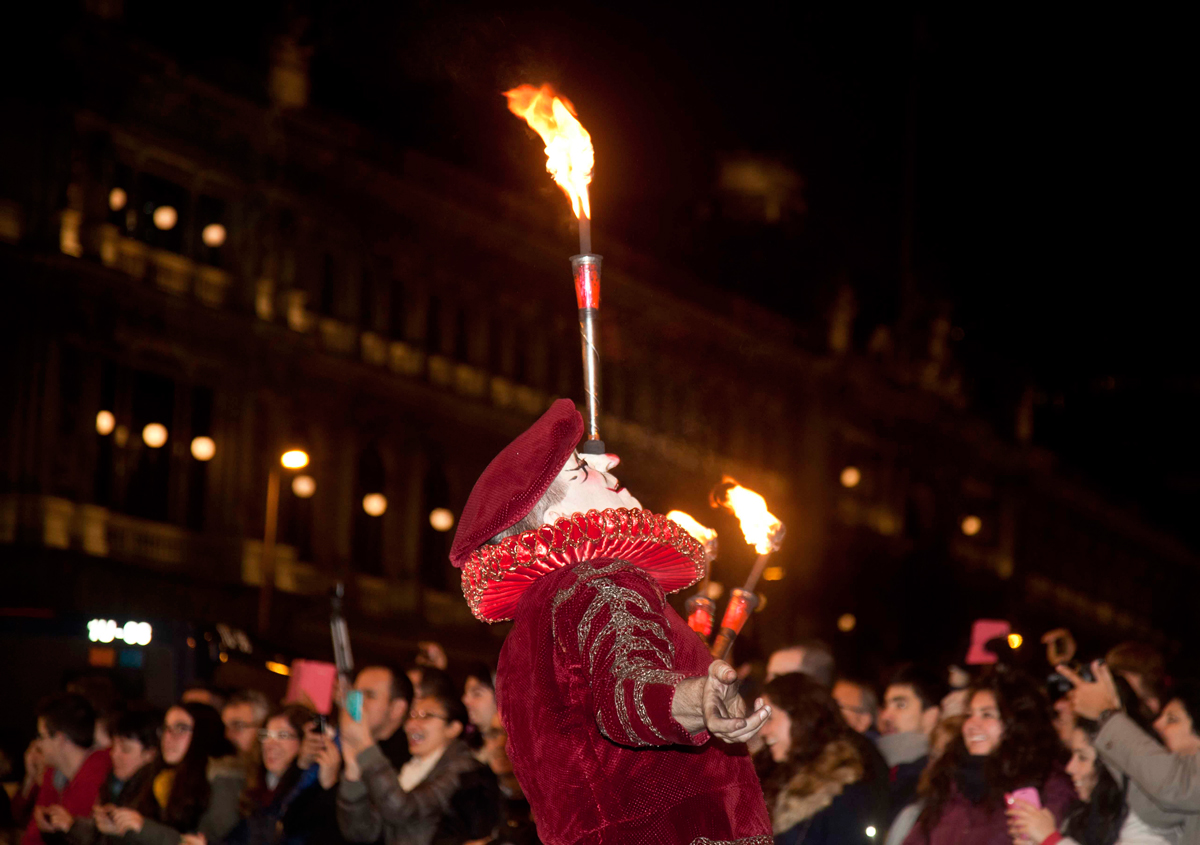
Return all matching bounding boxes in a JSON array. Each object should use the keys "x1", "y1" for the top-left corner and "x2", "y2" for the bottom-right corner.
[
  {"x1": 281, "y1": 450, "x2": 309, "y2": 470},
  {"x1": 201, "y1": 223, "x2": 226, "y2": 247},
  {"x1": 190, "y1": 436, "x2": 216, "y2": 461},
  {"x1": 142, "y1": 423, "x2": 168, "y2": 448},
  {"x1": 95, "y1": 410, "x2": 116, "y2": 436},
  {"x1": 292, "y1": 475, "x2": 316, "y2": 498},
  {"x1": 362, "y1": 493, "x2": 388, "y2": 517},
  {"x1": 152, "y1": 205, "x2": 178, "y2": 231}
]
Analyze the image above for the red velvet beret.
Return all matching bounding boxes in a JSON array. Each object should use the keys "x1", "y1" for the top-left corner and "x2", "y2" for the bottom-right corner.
[{"x1": 451, "y1": 399, "x2": 583, "y2": 568}]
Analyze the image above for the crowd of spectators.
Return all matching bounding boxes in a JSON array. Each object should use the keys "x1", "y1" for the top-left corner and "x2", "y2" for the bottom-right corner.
[{"x1": 2, "y1": 632, "x2": 1198, "y2": 845}]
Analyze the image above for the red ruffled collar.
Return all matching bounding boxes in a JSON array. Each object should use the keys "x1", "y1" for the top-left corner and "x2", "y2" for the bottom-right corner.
[{"x1": 460, "y1": 508, "x2": 706, "y2": 623}]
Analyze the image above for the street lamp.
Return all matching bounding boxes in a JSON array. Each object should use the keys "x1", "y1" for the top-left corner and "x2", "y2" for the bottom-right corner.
[{"x1": 258, "y1": 448, "x2": 310, "y2": 634}]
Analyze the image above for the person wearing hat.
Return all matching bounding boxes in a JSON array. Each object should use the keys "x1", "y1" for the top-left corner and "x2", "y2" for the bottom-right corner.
[{"x1": 451, "y1": 399, "x2": 774, "y2": 845}]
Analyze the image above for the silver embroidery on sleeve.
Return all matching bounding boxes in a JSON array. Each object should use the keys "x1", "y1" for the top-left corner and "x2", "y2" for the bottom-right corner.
[
  {"x1": 552, "y1": 561, "x2": 685, "y2": 746},
  {"x1": 689, "y1": 837, "x2": 774, "y2": 845}
]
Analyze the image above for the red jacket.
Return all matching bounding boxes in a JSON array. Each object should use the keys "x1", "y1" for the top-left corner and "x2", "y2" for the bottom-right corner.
[
  {"x1": 901, "y1": 767, "x2": 1076, "y2": 845},
  {"x1": 497, "y1": 557, "x2": 773, "y2": 845},
  {"x1": 22, "y1": 748, "x2": 113, "y2": 845}
]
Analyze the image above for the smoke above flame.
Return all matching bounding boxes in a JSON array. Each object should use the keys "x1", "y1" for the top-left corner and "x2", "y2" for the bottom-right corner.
[
  {"x1": 504, "y1": 83, "x2": 594, "y2": 219},
  {"x1": 711, "y1": 477, "x2": 784, "y2": 555}
]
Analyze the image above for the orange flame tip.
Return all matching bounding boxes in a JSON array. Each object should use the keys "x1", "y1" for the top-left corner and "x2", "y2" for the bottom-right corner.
[
  {"x1": 666, "y1": 510, "x2": 717, "y2": 545},
  {"x1": 712, "y1": 479, "x2": 784, "y2": 555},
  {"x1": 504, "y1": 83, "x2": 594, "y2": 220}
]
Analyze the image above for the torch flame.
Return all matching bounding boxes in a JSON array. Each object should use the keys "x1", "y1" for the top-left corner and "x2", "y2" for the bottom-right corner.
[
  {"x1": 712, "y1": 478, "x2": 783, "y2": 555},
  {"x1": 504, "y1": 83, "x2": 594, "y2": 219},
  {"x1": 666, "y1": 511, "x2": 717, "y2": 545}
]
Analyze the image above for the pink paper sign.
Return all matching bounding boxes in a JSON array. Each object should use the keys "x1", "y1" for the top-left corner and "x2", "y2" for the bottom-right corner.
[
  {"x1": 284, "y1": 659, "x2": 338, "y2": 714},
  {"x1": 966, "y1": 619, "x2": 1011, "y2": 665}
]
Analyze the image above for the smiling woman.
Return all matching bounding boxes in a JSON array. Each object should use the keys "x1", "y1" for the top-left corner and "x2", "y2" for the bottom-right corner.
[{"x1": 907, "y1": 669, "x2": 1075, "y2": 845}]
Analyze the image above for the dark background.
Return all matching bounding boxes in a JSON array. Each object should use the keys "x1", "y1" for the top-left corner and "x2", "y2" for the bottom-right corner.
[{"x1": 4, "y1": 2, "x2": 1194, "y2": 540}]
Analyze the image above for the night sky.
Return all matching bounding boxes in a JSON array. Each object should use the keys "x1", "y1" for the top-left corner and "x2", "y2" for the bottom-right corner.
[{"x1": 14, "y1": 2, "x2": 1195, "y2": 546}]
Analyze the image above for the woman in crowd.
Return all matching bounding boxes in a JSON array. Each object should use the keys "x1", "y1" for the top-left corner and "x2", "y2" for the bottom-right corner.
[
  {"x1": 1008, "y1": 715, "x2": 1175, "y2": 845},
  {"x1": 1152, "y1": 680, "x2": 1200, "y2": 756},
  {"x1": 902, "y1": 668, "x2": 1075, "y2": 845},
  {"x1": 107, "y1": 702, "x2": 244, "y2": 845},
  {"x1": 224, "y1": 704, "x2": 340, "y2": 845},
  {"x1": 758, "y1": 672, "x2": 877, "y2": 844},
  {"x1": 461, "y1": 664, "x2": 497, "y2": 740}
]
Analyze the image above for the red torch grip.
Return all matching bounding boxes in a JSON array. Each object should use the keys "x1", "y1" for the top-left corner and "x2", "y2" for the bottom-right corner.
[
  {"x1": 572, "y1": 255, "x2": 601, "y2": 309},
  {"x1": 710, "y1": 588, "x2": 760, "y2": 661},
  {"x1": 685, "y1": 595, "x2": 716, "y2": 640}
]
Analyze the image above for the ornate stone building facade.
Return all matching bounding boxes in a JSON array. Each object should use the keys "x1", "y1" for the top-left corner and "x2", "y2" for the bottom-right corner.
[{"x1": 1, "y1": 10, "x2": 1193, "y2": 685}]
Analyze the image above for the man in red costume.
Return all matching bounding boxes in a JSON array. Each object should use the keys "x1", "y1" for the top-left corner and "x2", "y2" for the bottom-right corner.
[{"x1": 451, "y1": 399, "x2": 774, "y2": 845}]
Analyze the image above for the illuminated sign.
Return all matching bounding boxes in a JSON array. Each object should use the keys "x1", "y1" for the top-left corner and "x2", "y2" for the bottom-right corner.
[{"x1": 87, "y1": 619, "x2": 153, "y2": 646}]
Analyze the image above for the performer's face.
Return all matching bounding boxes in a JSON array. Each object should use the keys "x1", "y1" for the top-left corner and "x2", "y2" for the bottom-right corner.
[{"x1": 545, "y1": 450, "x2": 641, "y2": 524}]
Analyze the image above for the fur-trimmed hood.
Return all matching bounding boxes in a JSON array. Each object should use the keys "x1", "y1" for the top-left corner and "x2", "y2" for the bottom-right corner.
[{"x1": 772, "y1": 738, "x2": 864, "y2": 834}]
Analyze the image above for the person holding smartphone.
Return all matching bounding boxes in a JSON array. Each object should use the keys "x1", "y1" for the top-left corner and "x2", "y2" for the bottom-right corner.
[
  {"x1": 1061, "y1": 662, "x2": 1200, "y2": 845},
  {"x1": 901, "y1": 668, "x2": 1074, "y2": 845},
  {"x1": 1007, "y1": 712, "x2": 1174, "y2": 845}
]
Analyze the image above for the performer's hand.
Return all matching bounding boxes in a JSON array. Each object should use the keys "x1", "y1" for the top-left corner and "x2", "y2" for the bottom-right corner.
[
  {"x1": 1060, "y1": 661, "x2": 1121, "y2": 721},
  {"x1": 673, "y1": 660, "x2": 771, "y2": 743}
]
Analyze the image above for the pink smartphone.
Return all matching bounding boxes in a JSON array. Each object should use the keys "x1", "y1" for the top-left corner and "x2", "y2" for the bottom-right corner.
[{"x1": 1006, "y1": 787, "x2": 1042, "y2": 809}]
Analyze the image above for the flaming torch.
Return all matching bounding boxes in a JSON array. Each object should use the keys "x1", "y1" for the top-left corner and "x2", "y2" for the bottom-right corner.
[
  {"x1": 667, "y1": 510, "x2": 719, "y2": 638},
  {"x1": 505, "y1": 83, "x2": 605, "y2": 453},
  {"x1": 708, "y1": 477, "x2": 786, "y2": 660}
]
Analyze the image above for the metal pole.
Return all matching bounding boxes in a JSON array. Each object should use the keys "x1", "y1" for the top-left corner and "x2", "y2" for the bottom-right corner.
[{"x1": 257, "y1": 465, "x2": 280, "y2": 635}]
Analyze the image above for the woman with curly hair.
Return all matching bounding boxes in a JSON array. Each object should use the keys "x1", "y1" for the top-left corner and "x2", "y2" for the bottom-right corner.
[
  {"x1": 901, "y1": 668, "x2": 1075, "y2": 845},
  {"x1": 758, "y1": 672, "x2": 878, "y2": 844}
]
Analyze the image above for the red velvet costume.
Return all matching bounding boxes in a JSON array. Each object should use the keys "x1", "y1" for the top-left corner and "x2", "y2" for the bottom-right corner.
[{"x1": 452, "y1": 401, "x2": 773, "y2": 845}]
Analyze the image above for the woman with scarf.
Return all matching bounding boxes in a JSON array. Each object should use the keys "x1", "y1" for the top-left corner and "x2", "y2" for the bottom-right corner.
[
  {"x1": 902, "y1": 668, "x2": 1075, "y2": 845},
  {"x1": 223, "y1": 704, "x2": 340, "y2": 845},
  {"x1": 757, "y1": 672, "x2": 878, "y2": 844}
]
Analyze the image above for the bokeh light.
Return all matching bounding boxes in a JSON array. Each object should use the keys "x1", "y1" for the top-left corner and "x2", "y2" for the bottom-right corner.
[
  {"x1": 429, "y1": 508, "x2": 455, "y2": 531},
  {"x1": 95, "y1": 410, "x2": 115, "y2": 436},
  {"x1": 190, "y1": 436, "x2": 215, "y2": 461},
  {"x1": 362, "y1": 493, "x2": 388, "y2": 517},
  {"x1": 840, "y1": 466, "x2": 861, "y2": 488},
  {"x1": 292, "y1": 474, "x2": 316, "y2": 498},
  {"x1": 281, "y1": 449, "x2": 309, "y2": 469},
  {"x1": 142, "y1": 423, "x2": 168, "y2": 448},
  {"x1": 152, "y1": 205, "x2": 178, "y2": 230}
]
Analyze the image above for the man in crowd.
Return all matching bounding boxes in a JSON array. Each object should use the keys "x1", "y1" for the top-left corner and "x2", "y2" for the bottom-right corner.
[
  {"x1": 351, "y1": 665, "x2": 414, "y2": 771},
  {"x1": 449, "y1": 400, "x2": 774, "y2": 844},
  {"x1": 765, "y1": 639, "x2": 836, "y2": 687},
  {"x1": 877, "y1": 663, "x2": 946, "y2": 824},
  {"x1": 1064, "y1": 661, "x2": 1200, "y2": 845},
  {"x1": 21, "y1": 694, "x2": 112, "y2": 845},
  {"x1": 221, "y1": 689, "x2": 270, "y2": 754},
  {"x1": 336, "y1": 686, "x2": 498, "y2": 845},
  {"x1": 832, "y1": 677, "x2": 879, "y2": 736}
]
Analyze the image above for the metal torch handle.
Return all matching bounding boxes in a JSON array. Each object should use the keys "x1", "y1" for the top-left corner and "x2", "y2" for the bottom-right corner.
[
  {"x1": 578, "y1": 306, "x2": 602, "y2": 446},
  {"x1": 711, "y1": 627, "x2": 738, "y2": 662}
]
